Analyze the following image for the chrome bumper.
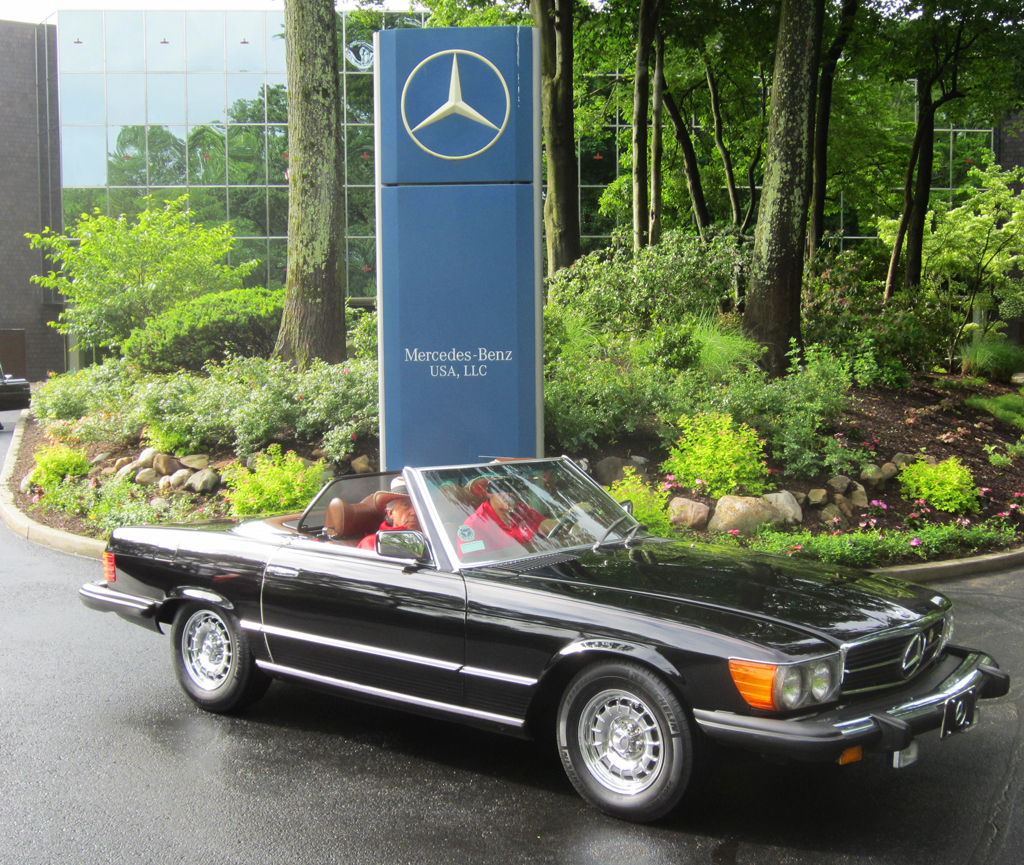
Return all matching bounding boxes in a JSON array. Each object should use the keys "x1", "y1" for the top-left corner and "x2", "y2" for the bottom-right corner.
[{"x1": 79, "y1": 581, "x2": 163, "y2": 633}]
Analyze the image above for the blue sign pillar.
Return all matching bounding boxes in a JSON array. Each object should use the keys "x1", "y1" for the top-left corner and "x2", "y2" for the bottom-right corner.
[{"x1": 374, "y1": 26, "x2": 541, "y2": 469}]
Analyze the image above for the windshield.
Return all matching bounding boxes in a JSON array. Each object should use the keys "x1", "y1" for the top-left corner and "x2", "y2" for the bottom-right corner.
[{"x1": 418, "y1": 459, "x2": 642, "y2": 566}]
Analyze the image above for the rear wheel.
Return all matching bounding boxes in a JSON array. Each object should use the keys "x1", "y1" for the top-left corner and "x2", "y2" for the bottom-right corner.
[
  {"x1": 171, "y1": 603, "x2": 270, "y2": 713},
  {"x1": 557, "y1": 660, "x2": 701, "y2": 822}
]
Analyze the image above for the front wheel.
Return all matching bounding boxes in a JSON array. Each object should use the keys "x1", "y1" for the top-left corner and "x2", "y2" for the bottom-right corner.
[
  {"x1": 171, "y1": 603, "x2": 270, "y2": 713},
  {"x1": 556, "y1": 661, "x2": 702, "y2": 822}
]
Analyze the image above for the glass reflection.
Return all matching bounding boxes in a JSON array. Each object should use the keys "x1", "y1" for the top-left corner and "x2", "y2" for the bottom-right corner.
[
  {"x1": 266, "y1": 13, "x2": 287, "y2": 72},
  {"x1": 186, "y1": 12, "x2": 225, "y2": 72},
  {"x1": 62, "y1": 126, "x2": 107, "y2": 186},
  {"x1": 268, "y1": 238, "x2": 287, "y2": 285},
  {"x1": 346, "y1": 187, "x2": 375, "y2": 236},
  {"x1": 185, "y1": 186, "x2": 228, "y2": 224},
  {"x1": 228, "y1": 187, "x2": 268, "y2": 236},
  {"x1": 227, "y1": 126, "x2": 267, "y2": 184},
  {"x1": 346, "y1": 238, "x2": 377, "y2": 298},
  {"x1": 109, "y1": 187, "x2": 150, "y2": 219},
  {"x1": 107, "y1": 74, "x2": 146, "y2": 125},
  {"x1": 345, "y1": 74, "x2": 373, "y2": 124},
  {"x1": 227, "y1": 74, "x2": 266, "y2": 121},
  {"x1": 148, "y1": 126, "x2": 187, "y2": 185},
  {"x1": 267, "y1": 124, "x2": 289, "y2": 184},
  {"x1": 187, "y1": 74, "x2": 226, "y2": 125},
  {"x1": 268, "y1": 188, "x2": 288, "y2": 236},
  {"x1": 105, "y1": 11, "x2": 145, "y2": 71},
  {"x1": 187, "y1": 125, "x2": 227, "y2": 184},
  {"x1": 346, "y1": 126, "x2": 374, "y2": 184},
  {"x1": 58, "y1": 11, "x2": 104, "y2": 73},
  {"x1": 226, "y1": 12, "x2": 266, "y2": 72},
  {"x1": 107, "y1": 125, "x2": 146, "y2": 185},
  {"x1": 60, "y1": 74, "x2": 105, "y2": 125},
  {"x1": 145, "y1": 11, "x2": 185, "y2": 72},
  {"x1": 63, "y1": 188, "x2": 108, "y2": 225},
  {"x1": 147, "y1": 74, "x2": 186, "y2": 124},
  {"x1": 265, "y1": 77, "x2": 288, "y2": 123}
]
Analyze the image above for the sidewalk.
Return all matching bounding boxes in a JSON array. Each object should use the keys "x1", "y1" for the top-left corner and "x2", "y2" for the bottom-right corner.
[{"x1": 3, "y1": 409, "x2": 1024, "y2": 577}]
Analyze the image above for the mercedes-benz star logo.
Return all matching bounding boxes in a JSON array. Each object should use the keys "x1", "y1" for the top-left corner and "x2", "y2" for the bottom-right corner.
[
  {"x1": 401, "y1": 49, "x2": 510, "y2": 161},
  {"x1": 901, "y1": 633, "x2": 925, "y2": 678}
]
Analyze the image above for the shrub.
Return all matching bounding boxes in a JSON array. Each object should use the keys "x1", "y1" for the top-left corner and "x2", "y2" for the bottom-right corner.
[
  {"x1": 959, "y1": 336, "x2": 1024, "y2": 383},
  {"x1": 964, "y1": 392, "x2": 1024, "y2": 430},
  {"x1": 85, "y1": 476, "x2": 204, "y2": 535},
  {"x1": 223, "y1": 444, "x2": 327, "y2": 516},
  {"x1": 31, "y1": 444, "x2": 91, "y2": 492},
  {"x1": 122, "y1": 287, "x2": 284, "y2": 373},
  {"x1": 349, "y1": 309, "x2": 378, "y2": 359},
  {"x1": 899, "y1": 457, "x2": 978, "y2": 514},
  {"x1": 607, "y1": 467, "x2": 675, "y2": 537},
  {"x1": 662, "y1": 412, "x2": 767, "y2": 497},
  {"x1": 32, "y1": 358, "x2": 145, "y2": 423},
  {"x1": 295, "y1": 359, "x2": 379, "y2": 462}
]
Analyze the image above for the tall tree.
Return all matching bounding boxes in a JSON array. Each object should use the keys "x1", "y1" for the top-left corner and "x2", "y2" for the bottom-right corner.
[
  {"x1": 274, "y1": 0, "x2": 346, "y2": 367},
  {"x1": 745, "y1": 0, "x2": 824, "y2": 375},
  {"x1": 532, "y1": 0, "x2": 582, "y2": 275},
  {"x1": 631, "y1": 0, "x2": 660, "y2": 250}
]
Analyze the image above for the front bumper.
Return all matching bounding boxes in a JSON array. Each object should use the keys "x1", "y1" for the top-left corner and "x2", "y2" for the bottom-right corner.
[
  {"x1": 79, "y1": 580, "x2": 164, "y2": 633},
  {"x1": 693, "y1": 646, "x2": 1010, "y2": 763}
]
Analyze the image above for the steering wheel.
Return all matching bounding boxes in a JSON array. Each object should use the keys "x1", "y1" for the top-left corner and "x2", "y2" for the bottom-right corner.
[{"x1": 547, "y1": 505, "x2": 582, "y2": 538}]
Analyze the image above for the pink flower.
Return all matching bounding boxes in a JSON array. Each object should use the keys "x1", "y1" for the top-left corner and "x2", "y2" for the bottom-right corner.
[
  {"x1": 665, "y1": 474, "x2": 675, "y2": 481},
  {"x1": 728, "y1": 529, "x2": 740, "y2": 536},
  {"x1": 791, "y1": 544, "x2": 802, "y2": 551},
  {"x1": 910, "y1": 538, "x2": 921, "y2": 547}
]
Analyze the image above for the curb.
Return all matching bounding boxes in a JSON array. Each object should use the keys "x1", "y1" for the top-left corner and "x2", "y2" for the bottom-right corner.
[
  {"x1": 0, "y1": 411, "x2": 106, "y2": 560},
  {"x1": 3, "y1": 411, "x2": 1024, "y2": 579}
]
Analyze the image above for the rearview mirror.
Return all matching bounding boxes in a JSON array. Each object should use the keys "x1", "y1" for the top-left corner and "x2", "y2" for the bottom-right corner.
[
  {"x1": 618, "y1": 500, "x2": 634, "y2": 515},
  {"x1": 376, "y1": 530, "x2": 430, "y2": 563}
]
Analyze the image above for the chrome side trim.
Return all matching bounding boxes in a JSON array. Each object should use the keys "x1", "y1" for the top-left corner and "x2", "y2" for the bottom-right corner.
[
  {"x1": 257, "y1": 660, "x2": 525, "y2": 728},
  {"x1": 242, "y1": 622, "x2": 462, "y2": 672},
  {"x1": 79, "y1": 582, "x2": 156, "y2": 613},
  {"x1": 460, "y1": 666, "x2": 537, "y2": 687}
]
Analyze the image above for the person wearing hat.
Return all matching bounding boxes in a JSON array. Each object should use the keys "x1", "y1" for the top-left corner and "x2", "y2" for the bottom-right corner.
[
  {"x1": 357, "y1": 477, "x2": 421, "y2": 550},
  {"x1": 457, "y1": 478, "x2": 557, "y2": 557}
]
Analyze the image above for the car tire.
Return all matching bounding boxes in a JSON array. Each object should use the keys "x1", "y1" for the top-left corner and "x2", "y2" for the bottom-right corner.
[
  {"x1": 556, "y1": 660, "x2": 701, "y2": 822},
  {"x1": 170, "y1": 603, "x2": 270, "y2": 714}
]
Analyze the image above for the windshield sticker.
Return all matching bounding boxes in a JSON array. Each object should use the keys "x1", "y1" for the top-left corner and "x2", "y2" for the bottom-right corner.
[
  {"x1": 460, "y1": 540, "x2": 486, "y2": 554},
  {"x1": 458, "y1": 526, "x2": 476, "y2": 541}
]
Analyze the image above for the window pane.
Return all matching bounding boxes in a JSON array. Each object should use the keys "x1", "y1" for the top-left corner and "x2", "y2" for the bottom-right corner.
[
  {"x1": 105, "y1": 11, "x2": 145, "y2": 71},
  {"x1": 57, "y1": 11, "x2": 104, "y2": 72},
  {"x1": 148, "y1": 125, "x2": 187, "y2": 185},
  {"x1": 63, "y1": 188, "x2": 108, "y2": 226},
  {"x1": 580, "y1": 132, "x2": 617, "y2": 185},
  {"x1": 227, "y1": 126, "x2": 267, "y2": 184},
  {"x1": 186, "y1": 186, "x2": 228, "y2": 226},
  {"x1": 266, "y1": 13, "x2": 287, "y2": 72},
  {"x1": 345, "y1": 74, "x2": 373, "y2": 124},
  {"x1": 346, "y1": 238, "x2": 377, "y2": 298},
  {"x1": 147, "y1": 74, "x2": 186, "y2": 124},
  {"x1": 149, "y1": 187, "x2": 188, "y2": 208},
  {"x1": 61, "y1": 126, "x2": 107, "y2": 186},
  {"x1": 228, "y1": 187, "x2": 268, "y2": 236},
  {"x1": 346, "y1": 187, "x2": 375, "y2": 237},
  {"x1": 187, "y1": 73, "x2": 226, "y2": 125},
  {"x1": 265, "y1": 76, "x2": 288, "y2": 123},
  {"x1": 346, "y1": 126, "x2": 374, "y2": 184},
  {"x1": 109, "y1": 187, "x2": 149, "y2": 219},
  {"x1": 60, "y1": 74, "x2": 105, "y2": 124},
  {"x1": 187, "y1": 125, "x2": 227, "y2": 184},
  {"x1": 107, "y1": 125, "x2": 147, "y2": 185},
  {"x1": 227, "y1": 74, "x2": 266, "y2": 122},
  {"x1": 580, "y1": 187, "x2": 614, "y2": 236},
  {"x1": 186, "y1": 12, "x2": 225, "y2": 72},
  {"x1": 226, "y1": 12, "x2": 266, "y2": 73},
  {"x1": 268, "y1": 188, "x2": 288, "y2": 236},
  {"x1": 267, "y1": 124, "x2": 289, "y2": 184},
  {"x1": 107, "y1": 74, "x2": 146, "y2": 125},
  {"x1": 268, "y1": 238, "x2": 287, "y2": 286},
  {"x1": 233, "y1": 239, "x2": 269, "y2": 287},
  {"x1": 146, "y1": 11, "x2": 185, "y2": 72}
]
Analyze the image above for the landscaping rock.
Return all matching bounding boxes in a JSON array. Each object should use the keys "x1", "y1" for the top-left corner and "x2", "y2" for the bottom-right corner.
[
  {"x1": 113, "y1": 457, "x2": 134, "y2": 472},
  {"x1": 594, "y1": 456, "x2": 625, "y2": 486},
  {"x1": 350, "y1": 455, "x2": 372, "y2": 474},
  {"x1": 184, "y1": 468, "x2": 220, "y2": 494},
  {"x1": 820, "y1": 504, "x2": 848, "y2": 530},
  {"x1": 246, "y1": 455, "x2": 258, "y2": 472},
  {"x1": 137, "y1": 447, "x2": 159, "y2": 469},
  {"x1": 827, "y1": 475, "x2": 851, "y2": 495},
  {"x1": 311, "y1": 449, "x2": 328, "y2": 460},
  {"x1": 148, "y1": 497, "x2": 170, "y2": 511},
  {"x1": 668, "y1": 497, "x2": 710, "y2": 531},
  {"x1": 157, "y1": 475, "x2": 173, "y2": 491},
  {"x1": 881, "y1": 462, "x2": 899, "y2": 483},
  {"x1": 168, "y1": 469, "x2": 193, "y2": 489},
  {"x1": 179, "y1": 455, "x2": 210, "y2": 471},
  {"x1": 708, "y1": 496, "x2": 785, "y2": 537},
  {"x1": 891, "y1": 453, "x2": 915, "y2": 467},
  {"x1": 921, "y1": 454, "x2": 938, "y2": 466},
  {"x1": 860, "y1": 464, "x2": 885, "y2": 489},
  {"x1": 806, "y1": 488, "x2": 828, "y2": 507},
  {"x1": 89, "y1": 452, "x2": 111, "y2": 466},
  {"x1": 19, "y1": 473, "x2": 34, "y2": 494},
  {"x1": 764, "y1": 491, "x2": 802, "y2": 525},
  {"x1": 834, "y1": 494, "x2": 854, "y2": 519},
  {"x1": 153, "y1": 453, "x2": 182, "y2": 476},
  {"x1": 135, "y1": 468, "x2": 160, "y2": 486},
  {"x1": 792, "y1": 491, "x2": 807, "y2": 506},
  {"x1": 115, "y1": 461, "x2": 141, "y2": 482},
  {"x1": 849, "y1": 482, "x2": 869, "y2": 508}
]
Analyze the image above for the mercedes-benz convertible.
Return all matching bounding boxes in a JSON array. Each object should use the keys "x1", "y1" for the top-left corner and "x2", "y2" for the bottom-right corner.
[{"x1": 80, "y1": 456, "x2": 1009, "y2": 822}]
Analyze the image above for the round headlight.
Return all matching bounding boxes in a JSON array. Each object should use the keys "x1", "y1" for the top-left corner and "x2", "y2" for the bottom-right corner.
[
  {"x1": 779, "y1": 666, "x2": 805, "y2": 709},
  {"x1": 810, "y1": 660, "x2": 833, "y2": 702}
]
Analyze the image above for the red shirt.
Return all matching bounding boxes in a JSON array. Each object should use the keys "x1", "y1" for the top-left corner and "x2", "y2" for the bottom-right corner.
[
  {"x1": 357, "y1": 521, "x2": 402, "y2": 551},
  {"x1": 457, "y1": 499, "x2": 546, "y2": 557}
]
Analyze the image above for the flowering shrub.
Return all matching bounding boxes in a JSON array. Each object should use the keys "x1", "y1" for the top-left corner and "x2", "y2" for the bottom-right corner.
[
  {"x1": 899, "y1": 457, "x2": 978, "y2": 514},
  {"x1": 223, "y1": 445, "x2": 326, "y2": 517},
  {"x1": 662, "y1": 412, "x2": 768, "y2": 498},
  {"x1": 607, "y1": 467, "x2": 675, "y2": 537},
  {"x1": 31, "y1": 444, "x2": 91, "y2": 493}
]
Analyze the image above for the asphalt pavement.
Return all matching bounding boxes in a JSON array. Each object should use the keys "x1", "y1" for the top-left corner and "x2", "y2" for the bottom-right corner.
[{"x1": 1, "y1": 403, "x2": 1022, "y2": 864}]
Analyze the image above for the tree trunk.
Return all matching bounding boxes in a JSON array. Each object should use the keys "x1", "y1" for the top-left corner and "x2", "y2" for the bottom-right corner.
[
  {"x1": 531, "y1": 0, "x2": 581, "y2": 276},
  {"x1": 809, "y1": 0, "x2": 859, "y2": 259},
  {"x1": 662, "y1": 85, "x2": 713, "y2": 236},
  {"x1": 744, "y1": 0, "x2": 824, "y2": 376},
  {"x1": 632, "y1": 0, "x2": 659, "y2": 251},
  {"x1": 904, "y1": 96, "x2": 937, "y2": 289},
  {"x1": 275, "y1": 0, "x2": 346, "y2": 367},
  {"x1": 649, "y1": 29, "x2": 664, "y2": 246},
  {"x1": 705, "y1": 62, "x2": 741, "y2": 226}
]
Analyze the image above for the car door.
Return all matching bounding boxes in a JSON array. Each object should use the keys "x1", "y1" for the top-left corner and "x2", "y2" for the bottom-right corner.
[{"x1": 257, "y1": 538, "x2": 468, "y2": 709}]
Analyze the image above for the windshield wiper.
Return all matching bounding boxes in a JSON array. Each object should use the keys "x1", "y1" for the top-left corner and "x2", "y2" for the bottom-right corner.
[
  {"x1": 592, "y1": 514, "x2": 630, "y2": 552},
  {"x1": 623, "y1": 522, "x2": 648, "y2": 548}
]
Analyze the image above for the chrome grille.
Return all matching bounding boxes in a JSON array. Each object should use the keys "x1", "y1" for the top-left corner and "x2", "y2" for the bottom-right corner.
[{"x1": 842, "y1": 618, "x2": 946, "y2": 695}]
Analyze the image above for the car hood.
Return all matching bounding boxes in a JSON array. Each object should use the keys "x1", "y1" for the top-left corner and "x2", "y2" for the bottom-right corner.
[{"x1": 512, "y1": 540, "x2": 947, "y2": 646}]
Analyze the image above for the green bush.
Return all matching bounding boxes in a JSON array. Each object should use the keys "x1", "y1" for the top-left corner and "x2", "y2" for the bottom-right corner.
[
  {"x1": 349, "y1": 309, "x2": 378, "y2": 359},
  {"x1": 662, "y1": 412, "x2": 767, "y2": 497},
  {"x1": 85, "y1": 476, "x2": 205, "y2": 535},
  {"x1": 31, "y1": 444, "x2": 91, "y2": 492},
  {"x1": 223, "y1": 445, "x2": 326, "y2": 516},
  {"x1": 295, "y1": 359, "x2": 379, "y2": 462},
  {"x1": 959, "y1": 336, "x2": 1024, "y2": 383},
  {"x1": 32, "y1": 358, "x2": 146, "y2": 423},
  {"x1": 964, "y1": 392, "x2": 1024, "y2": 430},
  {"x1": 607, "y1": 467, "x2": 675, "y2": 537},
  {"x1": 899, "y1": 457, "x2": 978, "y2": 514},
  {"x1": 122, "y1": 287, "x2": 284, "y2": 373}
]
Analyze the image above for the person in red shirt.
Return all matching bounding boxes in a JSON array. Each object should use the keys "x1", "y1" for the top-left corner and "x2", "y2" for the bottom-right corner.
[
  {"x1": 457, "y1": 481, "x2": 557, "y2": 558},
  {"x1": 357, "y1": 491, "x2": 420, "y2": 551}
]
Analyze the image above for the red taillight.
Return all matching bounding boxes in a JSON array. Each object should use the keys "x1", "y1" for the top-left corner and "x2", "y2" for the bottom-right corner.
[{"x1": 103, "y1": 551, "x2": 116, "y2": 582}]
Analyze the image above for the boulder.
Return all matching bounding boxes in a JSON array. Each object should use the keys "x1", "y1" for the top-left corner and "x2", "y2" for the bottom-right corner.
[
  {"x1": 921, "y1": 454, "x2": 938, "y2": 466},
  {"x1": 137, "y1": 447, "x2": 159, "y2": 469},
  {"x1": 179, "y1": 454, "x2": 210, "y2": 471},
  {"x1": 19, "y1": 472, "x2": 35, "y2": 494},
  {"x1": 707, "y1": 496, "x2": 785, "y2": 537},
  {"x1": 820, "y1": 504, "x2": 848, "y2": 530},
  {"x1": 148, "y1": 497, "x2": 170, "y2": 511},
  {"x1": 113, "y1": 457, "x2": 134, "y2": 472},
  {"x1": 168, "y1": 469, "x2": 193, "y2": 489},
  {"x1": 881, "y1": 462, "x2": 899, "y2": 483},
  {"x1": 157, "y1": 475, "x2": 173, "y2": 491},
  {"x1": 764, "y1": 490, "x2": 802, "y2": 525},
  {"x1": 115, "y1": 461, "x2": 141, "y2": 482},
  {"x1": 791, "y1": 491, "x2": 807, "y2": 507},
  {"x1": 806, "y1": 488, "x2": 828, "y2": 507},
  {"x1": 134, "y1": 468, "x2": 160, "y2": 486},
  {"x1": 594, "y1": 457, "x2": 625, "y2": 486},
  {"x1": 153, "y1": 453, "x2": 183, "y2": 476},
  {"x1": 849, "y1": 482, "x2": 869, "y2": 509},
  {"x1": 350, "y1": 455, "x2": 372, "y2": 474},
  {"x1": 668, "y1": 497, "x2": 710, "y2": 531},
  {"x1": 89, "y1": 452, "x2": 111, "y2": 466},
  {"x1": 860, "y1": 464, "x2": 884, "y2": 490},
  {"x1": 891, "y1": 453, "x2": 915, "y2": 467},
  {"x1": 184, "y1": 468, "x2": 220, "y2": 494},
  {"x1": 827, "y1": 475, "x2": 851, "y2": 495},
  {"x1": 834, "y1": 494, "x2": 854, "y2": 519}
]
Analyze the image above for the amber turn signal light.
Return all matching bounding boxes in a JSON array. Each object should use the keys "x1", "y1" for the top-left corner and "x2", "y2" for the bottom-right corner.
[
  {"x1": 728, "y1": 659, "x2": 777, "y2": 710},
  {"x1": 102, "y1": 551, "x2": 116, "y2": 582},
  {"x1": 838, "y1": 746, "x2": 863, "y2": 765}
]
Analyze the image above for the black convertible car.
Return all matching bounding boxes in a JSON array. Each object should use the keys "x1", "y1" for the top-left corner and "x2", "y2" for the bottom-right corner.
[{"x1": 80, "y1": 457, "x2": 1009, "y2": 822}]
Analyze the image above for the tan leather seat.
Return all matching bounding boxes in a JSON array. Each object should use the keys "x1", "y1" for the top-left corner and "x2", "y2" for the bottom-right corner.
[{"x1": 323, "y1": 497, "x2": 383, "y2": 540}]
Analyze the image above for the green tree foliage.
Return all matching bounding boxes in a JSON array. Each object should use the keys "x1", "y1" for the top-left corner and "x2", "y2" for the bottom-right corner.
[{"x1": 26, "y1": 195, "x2": 257, "y2": 351}]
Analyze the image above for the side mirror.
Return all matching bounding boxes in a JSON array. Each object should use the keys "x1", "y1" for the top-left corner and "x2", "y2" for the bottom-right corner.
[
  {"x1": 618, "y1": 499, "x2": 634, "y2": 515},
  {"x1": 376, "y1": 530, "x2": 430, "y2": 563}
]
